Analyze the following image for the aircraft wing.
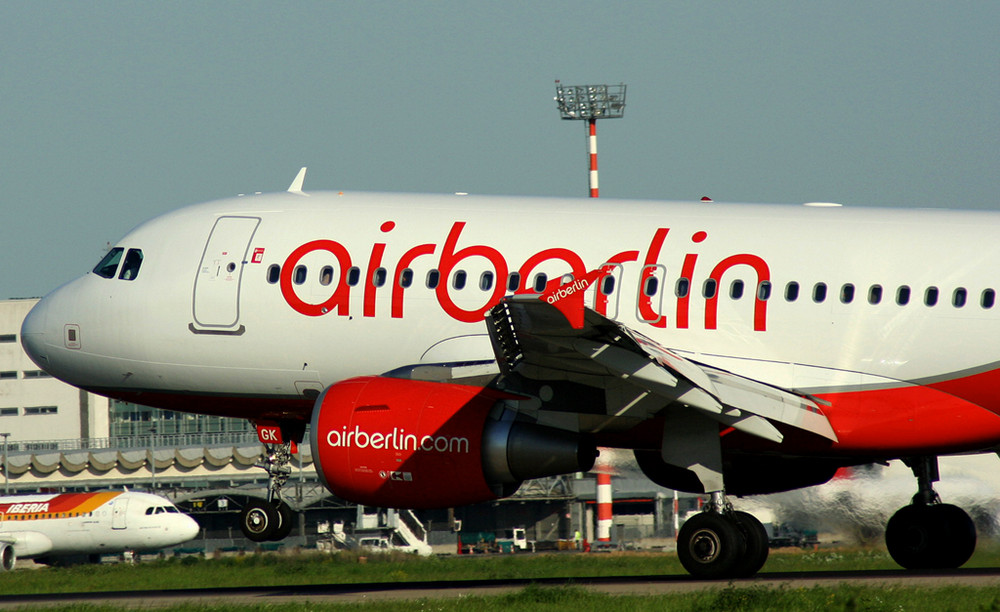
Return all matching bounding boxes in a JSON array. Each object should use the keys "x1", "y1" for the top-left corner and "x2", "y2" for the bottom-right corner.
[{"x1": 485, "y1": 294, "x2": 837, "y2": 445}]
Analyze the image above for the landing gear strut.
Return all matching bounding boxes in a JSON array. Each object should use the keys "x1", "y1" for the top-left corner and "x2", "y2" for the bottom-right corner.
[
  {"x1": 676, "y1": 491, "x2": 770, "y2": 579},
  {"x1": 884, "y1": 456, "x2": 976, "y2": 569},
  {"x1": 239, "y1": 440, "x2": 295, "y2": 542}
]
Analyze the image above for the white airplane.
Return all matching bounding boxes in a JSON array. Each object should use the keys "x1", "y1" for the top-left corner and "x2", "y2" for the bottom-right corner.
[
  {"x1": 0, "y1": 490, "x2": 200, "y2": 569},
  {"x1": 19, "y1": 168, "x2": 1000, "y2": 578}
]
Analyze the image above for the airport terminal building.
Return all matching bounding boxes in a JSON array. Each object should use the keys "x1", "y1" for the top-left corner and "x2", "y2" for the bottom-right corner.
[{"x1": 0, "y1": 298, "x2": 110, "y2": 442}]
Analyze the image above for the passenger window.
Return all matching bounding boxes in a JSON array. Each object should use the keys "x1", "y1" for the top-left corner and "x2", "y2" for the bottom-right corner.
[
  {"x1": 953, "y1": 288, "x2": 967, "y2": 308},
  {"x1": 785, "y1": 282, "x2": 799, "y2": 302},
  {"x1": 675, "y1": 278, "x2": 690, "y2": 298},
  {"x1": 293, "y1": 265, "x2": 307, "y2": 285},
  {"x1": 982, "y1": 289, "x2": 996, "y2": 309},
  {"x1": 118, "y1": 249, "x2": 143, "y2": 281},
  {"x1": 896, "y1": 285, "x2": 911, "y2": 305},
  {"x1": 480, "y1": 271, "x2": 494, "y2": 291},
  {"x1": 266, "y1": 264, "x2": 280, "y2": 284},
  {"x1": 757, "y1": 281, "x2": 771, "y2": 301},
  {"x1": 507, "y1": 272, "x2": 521, "y2": 292},
  {"x1": 399, "y1": 268, "x2": 414, "y2": 288},
  {"x1": 93, "y1": 248, "x2": 124, "y2": 279},
  {"x1": 347, "y1": 267, "x2": 361, "y2": 286},
  {"x1": 730, "y1": 280, "x2": 744, "y2": 300},
  {"x1": 925, "y1": 287, "x2": 939, "y2": 306},
  {"x1": 452, "y1": 270, "x2": 467, "y2": 290},
  {"x1": 426, "y1": 269, "x2": 440, "y2": 289},
  {"x1": 600, "y1": 275, "x2": 616, "y2": 296},
  {"x1": 840, "y1": 284, "x2": 855, "y2": 304},
  {"x1": 319, "y1": 266, "x2": 334, "y2": 286},
  {"x1": 643, "y1": 276, "x2": 659, "y2": 297},
  {"x1": 813, "y1": 283, "x2": 827, "y2": 303},
  {"x1": 868, "y1": 285, "x2": 882, "y2": 305},
  {"x1": 372, "y1": 268, "x2": 387, "y2": 287},
  {"x1": 533, "y1": 273, "x2": 548, "y2": 293},
  {"x1": 703, "y1": 278, "x2": 717, "y2": 299}
]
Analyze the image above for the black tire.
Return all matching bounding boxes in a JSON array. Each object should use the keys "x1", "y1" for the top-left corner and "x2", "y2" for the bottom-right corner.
[
  {"x1": 929, "y1": 504, "x2": 976, "y2": 568},
  {"x1": 677, "y1": 512, "x2": 746, "y2": 579},
  {"x1": 886, "y1": 503, "x2": 975, "y2": 570},
  {"x1": 269, "y1": 500, "x2": 294, "y2": 541},
  {"x1": 886, "y1": 504, "x2": 935, "y2": 569},
  {"x1": 731, "y1": 510, "x2": 769, "y2": 577},
  {"x1": 240, "y1": 499, "x2": 277, "y2": 542}
]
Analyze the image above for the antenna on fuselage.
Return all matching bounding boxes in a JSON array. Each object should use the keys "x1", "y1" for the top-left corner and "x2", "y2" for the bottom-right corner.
[{"x1": 287, "y1": 167, "x2": 309, "y2": 196}]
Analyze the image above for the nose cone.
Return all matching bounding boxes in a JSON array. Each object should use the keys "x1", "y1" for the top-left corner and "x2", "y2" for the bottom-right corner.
[
  {"x1": 20, "y1": 298, "x2": 50, "y2": 368},
  {"x1": 175, "y1": 514, "x2": 201, "y2": 544}
]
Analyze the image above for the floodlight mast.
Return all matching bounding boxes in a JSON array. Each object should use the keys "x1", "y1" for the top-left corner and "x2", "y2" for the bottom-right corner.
[{"x1": 554, "y1": 82, "x2": 626, "y2": 197}]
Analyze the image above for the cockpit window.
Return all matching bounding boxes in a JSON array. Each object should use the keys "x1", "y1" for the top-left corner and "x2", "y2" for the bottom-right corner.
[
  {"x1": 93, "y1": 248, "x2": 124, "y2": 279},
  {"x1": 118, "y1": 249, "x2": 143, "y2": 281}
]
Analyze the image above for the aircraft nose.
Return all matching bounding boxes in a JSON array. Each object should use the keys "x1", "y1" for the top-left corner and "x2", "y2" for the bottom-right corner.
[
  {"x1": 179, "y1": 515, "x2": 201, "y2": 542},
  {"x1": 20, "y1": 298, "x2": 50, "y2": 368}
]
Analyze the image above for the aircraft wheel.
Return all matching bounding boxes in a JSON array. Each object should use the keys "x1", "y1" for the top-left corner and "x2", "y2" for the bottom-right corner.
[
  {"x1": 731, "y1": 510, "x2": 769, "y2": 577},
  {"x1": 886, "y1": 503, "x2": 976, "y2": 569},
  {"x1": 886, "y1": 504, "x2": 935, "y2": 569},
  {"x1": 929, "y1": 504, "x2": 976, "y2": 568},
  {"x1": 677, "y1": 512, "x2": 746, "y2": 579},
  {"x1": 240, "y1": 499, "x2": 277, "y2": 542},
  {"x1": 269, "y1": 500, "x2": 294, "y2": 541}
]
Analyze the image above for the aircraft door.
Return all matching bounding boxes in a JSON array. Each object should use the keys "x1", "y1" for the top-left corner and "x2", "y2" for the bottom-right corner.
[
  {"x1": 112, "y1": 497, "x2": 128, "y2": 530},
  {"x1": 192, "y1": 216, "x2": 261, "y2": 331}
]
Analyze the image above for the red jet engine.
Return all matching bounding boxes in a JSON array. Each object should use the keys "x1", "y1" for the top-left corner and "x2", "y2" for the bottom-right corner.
[{"x1": 310, "y1": 376, "x2": 597, "y2": 508}]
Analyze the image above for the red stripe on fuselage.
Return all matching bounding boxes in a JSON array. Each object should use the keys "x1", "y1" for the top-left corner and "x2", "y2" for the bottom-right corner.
[{"x1": 814, "y1": 383, "x2": 1000, "y2": 455}]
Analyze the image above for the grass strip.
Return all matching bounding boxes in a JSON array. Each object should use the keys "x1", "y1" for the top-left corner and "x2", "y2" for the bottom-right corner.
[
  {"x1": 2, "y1": 545, "x2": 1000, "y2": 600},
  {"x1": 17, "y1": 583, "x2": 1000, "y2": 612}
]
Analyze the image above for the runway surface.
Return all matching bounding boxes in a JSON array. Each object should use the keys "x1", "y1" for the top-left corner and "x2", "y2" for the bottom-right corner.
[{"x1": 4, "y1": 568, "x2": 1000, "y2": 608}]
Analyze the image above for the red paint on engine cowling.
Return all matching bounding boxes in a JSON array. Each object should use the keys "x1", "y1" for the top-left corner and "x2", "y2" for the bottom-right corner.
[{"x1": 310, "y1": 376, "x2": 507, "y2": 509}]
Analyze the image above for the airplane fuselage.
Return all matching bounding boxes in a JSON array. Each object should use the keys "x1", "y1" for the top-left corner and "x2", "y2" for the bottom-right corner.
[
  {"x1": 20, "y1": 192, "x2": 1000, "y2": 456},
  {"x1": 0, "y1": 491, "x2": 199, "y2": 566}
]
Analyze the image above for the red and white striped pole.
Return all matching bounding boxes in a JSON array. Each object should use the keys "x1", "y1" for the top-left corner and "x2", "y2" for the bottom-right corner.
[
  {"x1": 596, "y1": 472, "x2": 612, "y2": 542},
  {"x1": 587, "y1": 118, "x2": 599, "y2": 198}
]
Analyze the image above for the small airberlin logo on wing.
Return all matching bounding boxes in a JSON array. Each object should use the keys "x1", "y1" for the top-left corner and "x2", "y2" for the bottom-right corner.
[
  {"x1": 545, "y1": 277, "x2": 591, "y2": 304},
  {"x1": 326, "y1": 426, "x2": 470, "y2": 453}
]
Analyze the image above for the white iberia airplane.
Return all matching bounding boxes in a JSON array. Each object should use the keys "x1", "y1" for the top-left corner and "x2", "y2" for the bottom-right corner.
[
  {"x1": 19, "y1": 168, "x2": 1000, "y2": 578},
  {"x1": 0, "y1": 490, "x2": 200, "y2": 569}
]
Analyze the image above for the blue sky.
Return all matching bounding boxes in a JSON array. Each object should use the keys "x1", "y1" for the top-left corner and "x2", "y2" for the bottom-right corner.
[{"x1": 2, "y1": 1, "x2": 997, "y2": 298}]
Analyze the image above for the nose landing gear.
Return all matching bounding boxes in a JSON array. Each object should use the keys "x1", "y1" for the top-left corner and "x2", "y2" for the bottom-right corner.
[{"x1": 239, "y1": 440, "x2": 295, "y2": 542}]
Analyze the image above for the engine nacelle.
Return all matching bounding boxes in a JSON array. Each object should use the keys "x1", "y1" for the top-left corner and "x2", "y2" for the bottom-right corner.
[
  {"x1": 310, "y1": 376, "x2": 596, "y2": 508},
  {"x1": 0, "y1": 542, "x2": 15, "y2": 572}
]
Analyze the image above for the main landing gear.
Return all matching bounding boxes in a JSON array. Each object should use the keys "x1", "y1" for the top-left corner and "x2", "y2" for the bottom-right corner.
[
  {"x1": 239, "y1": 441, "x2": 295, "y2": 542},
  {"x1": 884, "y1": 456, "x2": 976, "y2": 569},
  {"x1": 676, "y1": 492, "x2": 770, "y2": 579}
]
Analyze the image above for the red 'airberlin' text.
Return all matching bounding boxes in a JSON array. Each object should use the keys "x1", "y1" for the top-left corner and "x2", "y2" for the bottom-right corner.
[
  {"x1": 277, "y1": 222, "x2": 771, "y2": 331},
  {"x1": 326, "y1": 425, "x2": 470, "y2": 454}
]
